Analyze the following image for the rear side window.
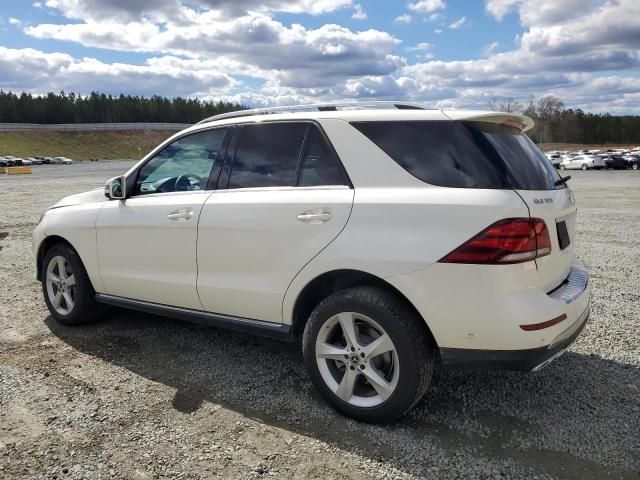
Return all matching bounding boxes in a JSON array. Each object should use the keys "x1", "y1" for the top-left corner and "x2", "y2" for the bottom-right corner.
[
  {"x1": 297, "y1": 126, "x2": 346, "y2": 187},
  {"x1": 352, "y1": 121, "x2": 561, "y2": 190},
  {"x1": 228, "y1": 123, "x2": 307, "y2": 189}
]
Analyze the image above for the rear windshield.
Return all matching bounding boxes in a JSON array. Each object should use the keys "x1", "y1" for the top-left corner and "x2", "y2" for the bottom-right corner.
[{"x1": 352, "y1": 120, "x2": 562, "y2": 190}]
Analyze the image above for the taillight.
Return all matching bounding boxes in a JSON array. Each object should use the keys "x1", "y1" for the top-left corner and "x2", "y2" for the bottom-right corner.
[{"x1": 439, "y1": 218, "x2": 551, "y2": 265}]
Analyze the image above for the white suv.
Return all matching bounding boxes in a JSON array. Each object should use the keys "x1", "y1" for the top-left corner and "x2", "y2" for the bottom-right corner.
[{"x1": 33, "y1": 102, "x2": 590, "y2": 423}]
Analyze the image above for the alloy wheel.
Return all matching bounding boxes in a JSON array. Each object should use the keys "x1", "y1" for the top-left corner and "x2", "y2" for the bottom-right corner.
[
  {"x1": 315, "y1": 312, "x2": 399, "y2": 408},
  {"x1": 45, "y1": 255, "x2": 76, "y2": 315}
]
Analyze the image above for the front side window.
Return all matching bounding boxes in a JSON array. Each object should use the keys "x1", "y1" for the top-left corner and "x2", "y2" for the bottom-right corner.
[
  {"x1": 135, "y1": 128, "x2": 226, "y2": 195},
  {"x1": 227, "y1": 123, "x2": 307, "y2": 189}
]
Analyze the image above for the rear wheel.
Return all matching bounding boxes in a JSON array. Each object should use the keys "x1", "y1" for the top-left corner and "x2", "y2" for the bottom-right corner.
[
  {"x1": 302, "y1": 287, "x2": 435, "y2": 423},
  {"x1": 42, "y1": 244, "x2": 103, "y2": 325},
  {"x1": 633, "y1": 163, "x2": 638, "y2": 170},
  {"x1": 581, "y1": 164, "x2": 588, "y2": 170},
  {"x1": 559, "y1": 164, "x2": 566, "y2": 170}
]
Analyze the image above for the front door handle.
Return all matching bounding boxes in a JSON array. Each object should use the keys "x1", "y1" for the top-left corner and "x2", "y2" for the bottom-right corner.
[
  {"x1": 296, "y1": 210, "x2": 332, "y2": 223},
  {"x1": 167, "y1": 208, "x2": 193, "y2": 221}
]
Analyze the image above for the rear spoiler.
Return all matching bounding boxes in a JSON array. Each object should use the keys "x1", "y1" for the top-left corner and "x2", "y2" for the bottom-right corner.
[{"x1": 441, "y1": 110, "x2": 535, "y2": 133}]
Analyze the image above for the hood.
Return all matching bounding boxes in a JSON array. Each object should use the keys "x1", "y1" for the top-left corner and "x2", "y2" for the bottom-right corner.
[{"x1": 50, "y1": 188, "x2": 107, "y2": 209}]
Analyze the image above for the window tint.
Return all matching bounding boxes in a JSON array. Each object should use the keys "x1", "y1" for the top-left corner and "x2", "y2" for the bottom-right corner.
[
  {"x1": 228, "y1": 123, "x2": 307, "y2": 189},
  {"x1": 352, "y1": 121, "x2": 562, "y2": 190},
  {"x1": 136, "y1": 128, "x2": 226, "y2": 195},
  {"x1": 297, "y1": 126, "x2": 346, "y2": 187}
]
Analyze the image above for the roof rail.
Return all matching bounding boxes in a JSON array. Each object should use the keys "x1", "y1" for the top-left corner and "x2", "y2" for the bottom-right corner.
[{"x1": 197, "y1": 101, "x2": 429, "y2": 124}]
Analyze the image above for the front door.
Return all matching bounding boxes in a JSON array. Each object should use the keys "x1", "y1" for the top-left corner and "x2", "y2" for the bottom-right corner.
[{"x1": 96, "y1": 127, "x2": 228, "y2": 309}]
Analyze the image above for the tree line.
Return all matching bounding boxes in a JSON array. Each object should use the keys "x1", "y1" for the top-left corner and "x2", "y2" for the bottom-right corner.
[
  {"x1": 0, "y1": 91, "x2": 245, "y2": 124},
  {"x1": 1, "y1": 90, "x2": 638, "y2": 145},
  {"x1": 489, "y1": 95, "x2": 640, "y2": 145}
]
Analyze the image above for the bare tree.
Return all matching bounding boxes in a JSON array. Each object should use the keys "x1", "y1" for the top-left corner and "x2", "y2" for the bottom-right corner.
[
  {"x1": 488, "y1": 97, "x2": 522, "y2": 113},
  {"x1": 536, "y1": 95, "x2": 564, "y2": 143}
]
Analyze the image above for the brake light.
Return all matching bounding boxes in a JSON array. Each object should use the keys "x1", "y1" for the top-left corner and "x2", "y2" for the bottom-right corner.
[{"x1": 439, "y1": 218, "x2": 551, "y2": 264}]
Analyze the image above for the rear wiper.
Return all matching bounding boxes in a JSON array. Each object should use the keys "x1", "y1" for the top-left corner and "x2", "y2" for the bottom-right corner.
[{"x1": 555, "y1": 175, "x2": 571, "y2": 187}]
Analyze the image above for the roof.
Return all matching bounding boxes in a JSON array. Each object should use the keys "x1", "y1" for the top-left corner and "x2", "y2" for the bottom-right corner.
[{"x1": 189, "y1": 101, "x2": 535, "y2": 133}]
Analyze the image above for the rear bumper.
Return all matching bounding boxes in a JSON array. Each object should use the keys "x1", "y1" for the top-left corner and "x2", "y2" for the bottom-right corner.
[
  {"x1": 387, "y1": 258, "x2": 591, "y2": 367},
  {"x1": 440, "y1": 302, "x2": 589, "y2": 371}
]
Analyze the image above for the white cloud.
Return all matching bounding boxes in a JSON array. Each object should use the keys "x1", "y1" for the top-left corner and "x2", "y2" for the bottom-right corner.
[
  {"x1": 0, "y1": 0, "x2": 638, "y2": 113},
  {"x1": 407, "y1": 42, "x2": 433, "y2": 52},
  {"x1": 408, "y1": 0, "x2": 445, "y2": 14},
  {"x1": 484, "y1": 0, "x2": 521, "y2": 21},
  {"x1": 485, "y1": 0, "x2": 603, "y2": 26},
  {"x1": 394, "y1": 14, "x2": 412, "y2": 24},
  {"x1": 448, "y1": 16, "x2": 466, "y2": 29},
  {"x1": 42, "y1": 0, "x2": 354, "y2": 22},
  {"x1": 483, "y1": 41, "x2": 499, "y2": 56},
  {"x1": 8, "y1": 18, "x2": 22, "y2": 26},
  {"x1": 0, "y1": 46, "x2": 236, "y2": 97},
  {"x1": 26, "y1": 13, "x2": 403, "y2": 89},
  {"x1": 351, "y1": 4, "x2": 367, "y2": 20}
]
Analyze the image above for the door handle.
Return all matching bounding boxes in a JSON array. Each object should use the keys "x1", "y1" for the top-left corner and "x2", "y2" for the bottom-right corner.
[
  {"x1": 296, "y1": 210, "x2": 332, "y2": 223},
  {"x1": 167, "y1": 208, "x2": 193, "y2": 221}
]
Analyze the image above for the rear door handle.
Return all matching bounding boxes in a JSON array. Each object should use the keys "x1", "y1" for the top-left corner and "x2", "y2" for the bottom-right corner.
[
  {"x1": 297, "y1": 210, "x2": 332, "y2": 223},
  {"x1": 167, "y1": 208, "x2": 193, "y2": 221}
]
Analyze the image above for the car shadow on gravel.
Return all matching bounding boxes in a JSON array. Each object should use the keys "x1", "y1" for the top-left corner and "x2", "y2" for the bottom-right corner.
[{"x1": 44, "y1": 310, "x2": 640, "y2": 480}]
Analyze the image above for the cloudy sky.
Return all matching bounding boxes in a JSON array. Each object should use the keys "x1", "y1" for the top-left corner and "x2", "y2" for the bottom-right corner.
[{"x1": 0, "y1": 0, "x2": 638, "y2": 113}]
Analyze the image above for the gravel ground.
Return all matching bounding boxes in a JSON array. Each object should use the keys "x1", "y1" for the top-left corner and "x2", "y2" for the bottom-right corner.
[{"x1": 1, "y1": 162, "x2": 639, "y2": 480}]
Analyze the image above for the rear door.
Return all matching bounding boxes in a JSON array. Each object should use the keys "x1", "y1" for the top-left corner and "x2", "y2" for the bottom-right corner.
[{"x1": 197, "y1": 122, "x2": 353, "y2": 322}]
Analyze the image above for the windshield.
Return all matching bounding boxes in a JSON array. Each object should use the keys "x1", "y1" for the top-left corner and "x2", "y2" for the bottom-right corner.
[{"x1": 352, "y1": 120, "x2": 563, "y2": 190}]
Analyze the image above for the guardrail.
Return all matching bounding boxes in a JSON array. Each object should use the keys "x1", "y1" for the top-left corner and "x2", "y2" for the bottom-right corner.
[{"x1": 0, "y1": 122, "x2": 191, "y2": 131}]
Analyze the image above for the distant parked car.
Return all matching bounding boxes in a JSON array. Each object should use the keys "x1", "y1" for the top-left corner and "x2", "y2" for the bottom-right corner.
[
  {"x1": 3, "y1": 156, "x2": 22, "y2": 167},
  {"x1": 623, "y1": 155, "x2": 639, "y2": 170},
  {"x1": 52, "y1": 156, "x2": 73, "y2": 165},
  {"x1": 560, "y1": 155, "x2": 600, "y2": 170},
  {"x1": 20, "y1": 158, "x2": 33, "y2": 166},
  {"x1": 545, "y1": 153, "x2": 562, "y2": 168},
  {"x1": 600, "y1": 155, "x2": 627, "y2": 170},
  {"x1": 34, "y1": 156, "x2": 51, "y2": 164}
]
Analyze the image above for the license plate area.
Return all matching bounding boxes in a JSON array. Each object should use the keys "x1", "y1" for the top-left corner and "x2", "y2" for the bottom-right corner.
[{"x1": 556, "y1": 220, "x2": 570, "y2": 250}]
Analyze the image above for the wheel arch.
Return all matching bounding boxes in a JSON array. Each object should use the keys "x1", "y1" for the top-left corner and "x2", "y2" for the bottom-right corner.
[
  {"x1": 36, "y1": 235, "x2": 80, "y2": 281},
  {"x1": 291, "y1": 269, "x2": 439, "y2": 349}
]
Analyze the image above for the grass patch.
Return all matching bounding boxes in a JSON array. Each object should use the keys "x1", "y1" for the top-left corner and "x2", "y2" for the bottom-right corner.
[{"x1": 0, "y1": 130, "x2": 180, "y2": 160}]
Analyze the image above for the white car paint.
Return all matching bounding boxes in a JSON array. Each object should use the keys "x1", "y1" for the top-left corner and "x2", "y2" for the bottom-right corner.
[
  {"x1": 560, "y1": 154, "x2": 602, "y2": 170},
  {"x1": 33, "y1": 105, "x2": 590, "y2": 365},
  {"x1": 52, "y1": 156, "x2": 73, "y2": 164}
]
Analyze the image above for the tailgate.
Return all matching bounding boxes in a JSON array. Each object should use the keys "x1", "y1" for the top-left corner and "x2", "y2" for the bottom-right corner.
[{"x1": 516, "y1": 187, "x2": 577, "y2": 291}]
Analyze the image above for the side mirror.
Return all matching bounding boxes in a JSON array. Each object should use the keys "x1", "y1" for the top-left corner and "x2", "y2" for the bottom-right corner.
[{"x1": 105, "y1": 176, "x2": 127, "y2": 200}]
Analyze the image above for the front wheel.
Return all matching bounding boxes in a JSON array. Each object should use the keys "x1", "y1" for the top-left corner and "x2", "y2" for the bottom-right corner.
[
  {"x1": 42, "y1": 243, "x2": 103, "y2": 325},
  {"x1": 302, "y1": 287, "x2": 435, "y2": 423},
  {"x1": 559, "y1": 164, "x2": 566, "y2": 170},
  {"x1": 581, "y1": 164, "x2": 588, "y2": 170},
  {"x1": 633, "y1": 163, "x2": 639, "y2": 170}
]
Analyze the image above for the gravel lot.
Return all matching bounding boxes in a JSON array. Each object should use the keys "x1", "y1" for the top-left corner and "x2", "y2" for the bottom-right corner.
[{"x1": 1, "y1": 162, "x2": 639, "y2": 480}]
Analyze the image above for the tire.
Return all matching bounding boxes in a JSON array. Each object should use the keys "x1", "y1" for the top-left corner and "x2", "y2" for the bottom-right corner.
[
  {"x1": 302, "y1": 286, "x2": 436, "y2": 423},
  {"x1": 41, "y1": 243, "x2": 103, "y2": 325},
  {"x1": 633, "y1": 164, "x2": 638, "y2": 170},
  {"x1": 581, "y1": 164, "x2": 588, "y2": 171},
  {"x1": 559, "y1": 164, "x2": 566, "y2": 170}
]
